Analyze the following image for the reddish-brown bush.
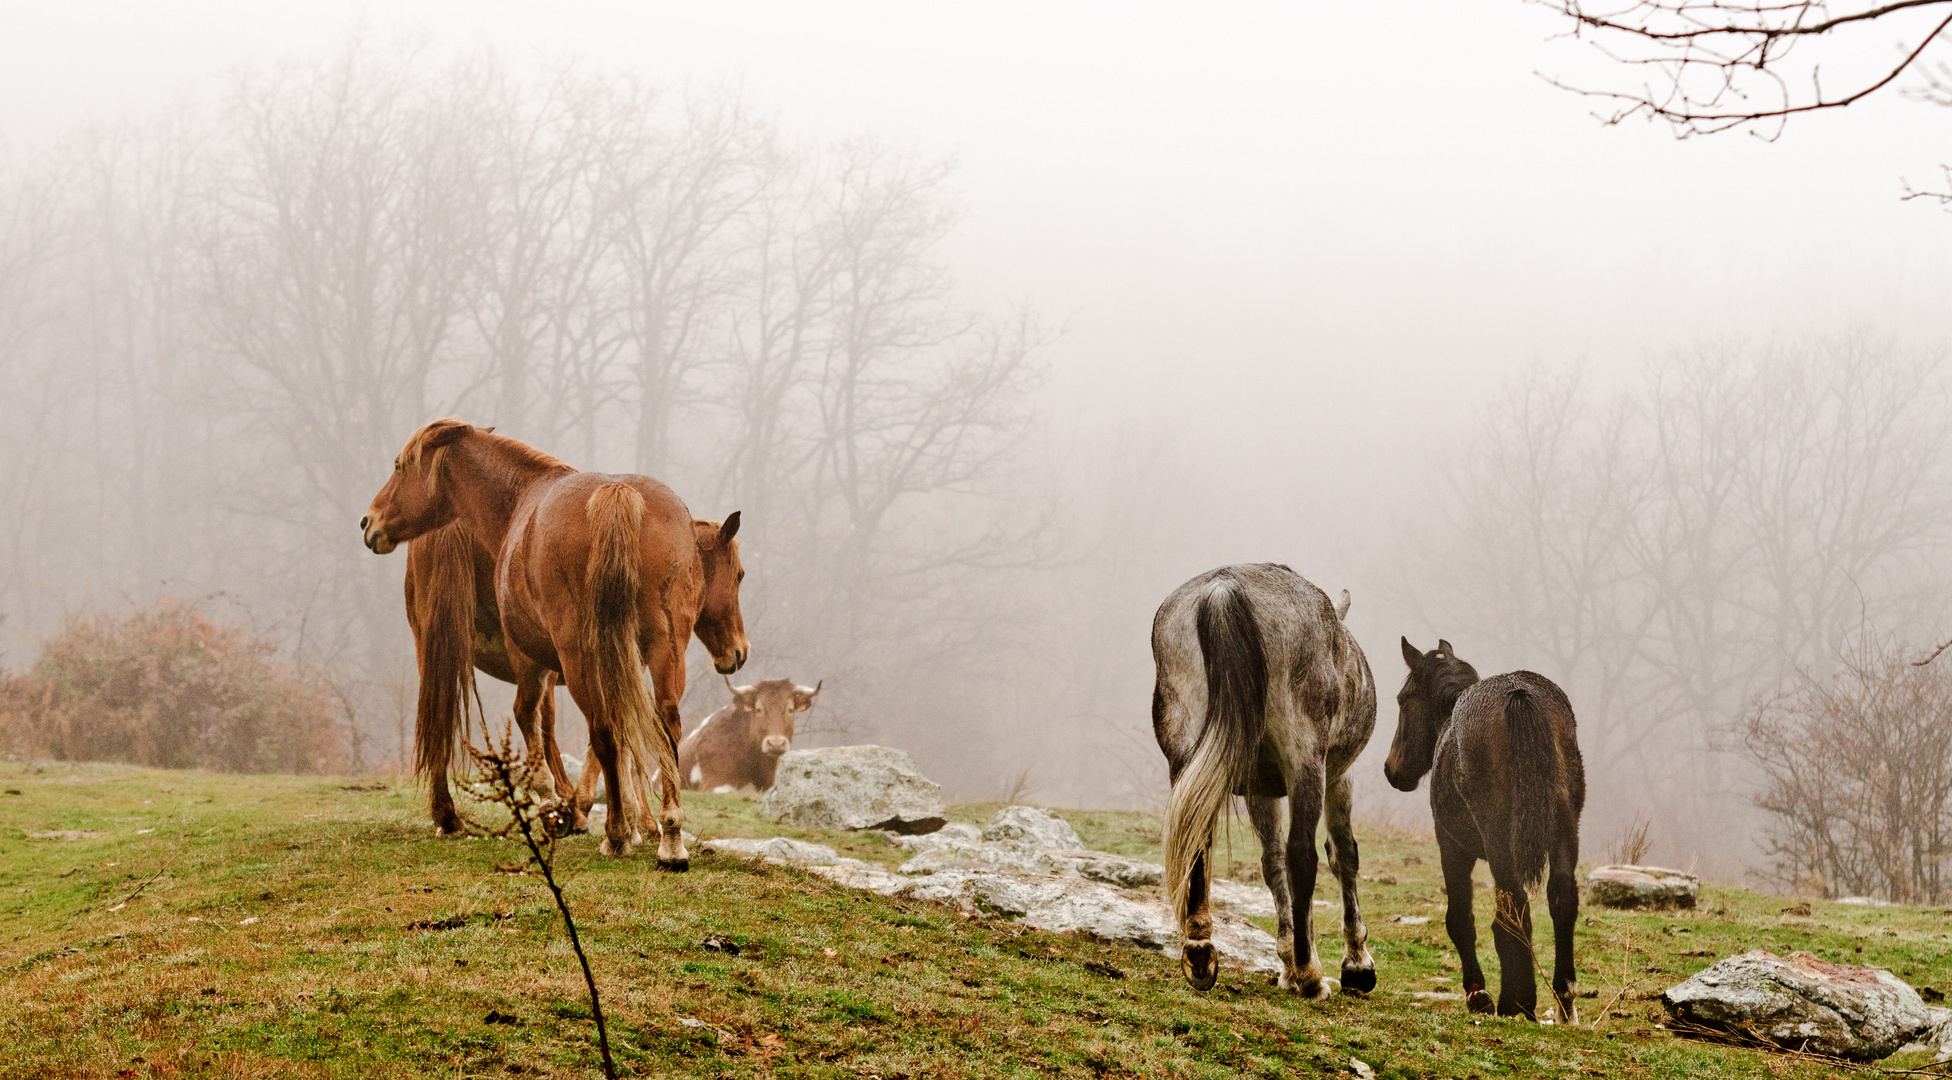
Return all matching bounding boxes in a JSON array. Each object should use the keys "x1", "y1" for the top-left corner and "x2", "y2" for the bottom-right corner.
[{"x1": 0, "y1": 601, "x2": 347, "y2": 773}]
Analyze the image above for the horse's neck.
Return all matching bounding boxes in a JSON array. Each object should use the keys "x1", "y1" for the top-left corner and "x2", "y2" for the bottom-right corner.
[{"x1": 446, "y1": 441, "x2": 567, "y2": 553}]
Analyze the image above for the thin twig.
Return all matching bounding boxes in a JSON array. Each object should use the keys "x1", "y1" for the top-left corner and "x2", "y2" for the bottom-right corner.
[{"x1": 470, "y1": 725, "x2": 617, "y2": 1080}]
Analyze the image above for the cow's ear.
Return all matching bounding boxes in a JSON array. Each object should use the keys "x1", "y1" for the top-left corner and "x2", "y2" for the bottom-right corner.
[
  {"x1": 1400, "y1": 637, "x2": 1421, "y2": 668},
  {"x1": 794, "y1": 680, "x2": 822, "y2": 710},
  {"x1": 717, "y1": 511, "x2": 741, "y2": 546}
]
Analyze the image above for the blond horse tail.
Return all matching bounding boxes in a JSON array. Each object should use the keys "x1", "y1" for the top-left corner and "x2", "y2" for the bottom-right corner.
[
  {"x1": 581, "y1": 484, "x2": 673, "y2": 817},
  {"x1": 1164, "y1": 572, "x2": 1269, "y2": 926},
  {"x1": 410, "y1": 523, "x2": 479, "y2": 782}
]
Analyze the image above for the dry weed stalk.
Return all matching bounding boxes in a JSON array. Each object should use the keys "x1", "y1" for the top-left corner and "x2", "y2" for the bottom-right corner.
[
  {"x1": 1609, "y1": 814, "x2": 1653, "y2": 866},
  {"x1": 467, "y1": 723, "x2": 617, "y2": 1080}
]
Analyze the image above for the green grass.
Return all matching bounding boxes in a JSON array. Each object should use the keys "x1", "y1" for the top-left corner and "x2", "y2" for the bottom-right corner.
[{"x1": 2, "y1": 761, "x2": 1941, "y2": 1078}]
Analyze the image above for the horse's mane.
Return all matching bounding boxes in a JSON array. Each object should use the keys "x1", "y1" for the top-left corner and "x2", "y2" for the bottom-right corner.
[{"x1": 404, "y1": 418, "x2": 572, "y2": 487}]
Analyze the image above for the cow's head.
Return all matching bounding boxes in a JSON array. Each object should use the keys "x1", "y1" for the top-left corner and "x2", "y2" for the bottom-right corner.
[{"x1": 724, "y1": 676, "x2": 821, "y2": 758}]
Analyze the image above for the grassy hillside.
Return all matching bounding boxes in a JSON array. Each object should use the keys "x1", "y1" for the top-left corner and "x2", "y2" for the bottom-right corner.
[{"x1": 2, "y1": 762, "x2": 1943, "y2": 1079}]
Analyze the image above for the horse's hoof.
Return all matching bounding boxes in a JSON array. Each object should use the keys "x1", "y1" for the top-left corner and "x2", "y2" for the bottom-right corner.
[
  {"x1": 657, "y1": 858, "x2": 690, "y2": 873},
  {"x1": 1466, "y1": 990, "x2": 1494, "y2": 1014},
  {"x1": 1340, "y1": 965, "x2": 1377, "y2": 995},
  {"x1": 599, "y1": 837, "x2": 631, "y2": 858},
  {"x1": 1181, "y1": 941, "x2": 1219, "y2": 991}
]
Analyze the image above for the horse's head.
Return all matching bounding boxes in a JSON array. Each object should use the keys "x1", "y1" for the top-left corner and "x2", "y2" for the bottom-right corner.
[
  {"x1": 362, "y1": 419, "x2": 479, "y2": 555},
  {"x1": 1384, "y1": 637, "x2": 1480, "y2": 792},
  {"x1": 725, "y1": 676, "x2": 820, "y2": 758},
  {"x1": 693, "y1": 512, "x2": 749, "y2": 674}
]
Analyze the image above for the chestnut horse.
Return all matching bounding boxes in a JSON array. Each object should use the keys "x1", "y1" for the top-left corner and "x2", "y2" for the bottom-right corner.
[
  {"x1": 1385, "y1": 640, "x2": 1584, "y2": 1021},
  {"x1": 363, "y1": 420, "x2": 748, "y2": 866},
  {"x1": 404, "y1": 521, "x2": 571, "y2": 836},
  {"x1": 1152, "y1": 563, "x2": 1376, "y2": 997}
]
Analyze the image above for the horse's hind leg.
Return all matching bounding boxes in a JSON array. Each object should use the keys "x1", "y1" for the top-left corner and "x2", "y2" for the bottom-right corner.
[
  {"x1": 1548, "y1": 831, "x2": 1580, "y2": 1022},
  {"x1": 646, "y1": 639, "x2": 689, "y2": 871},
  {"x1": 1248, "y1": 796, "x2": 1294, "y2": 980},
  {"x1": 1485, "y1": 856, "x2": 1539, "y2": 1020},
  {"x1": 1440, "y1": 837, "x2": 1491, "y2": 1014},
  {"x1": 1284, "y1": 763, "x2": 1331, "y2": 999},
  {"x1": 1324, "y1": 773, "x2": 1375, "y2": 993},
  {"x1": 428, "y1": 755, "x2": 464, "y2": 836}
]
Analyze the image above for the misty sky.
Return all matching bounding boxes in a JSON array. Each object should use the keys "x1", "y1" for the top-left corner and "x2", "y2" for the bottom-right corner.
[{"x1": 5, "y1": 0, "x2": 1950, "y2": 622}]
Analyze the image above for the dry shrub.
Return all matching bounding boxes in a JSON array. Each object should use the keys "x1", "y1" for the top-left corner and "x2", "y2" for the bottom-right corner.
[
  {"x1": 1741, "y1": 636, "x2": 1952, "y2": 903},
  {"x1": 0, "y1": 600, "x2": 347, "y2": 773}
]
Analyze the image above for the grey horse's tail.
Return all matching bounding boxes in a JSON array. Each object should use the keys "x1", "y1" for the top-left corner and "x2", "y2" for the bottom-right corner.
[
  {"x1": 1505, "y1": 687, "x2": 1555, "y2": 887},
  {"x1": 1164, "y1": 572, "x2": 1269, "y2": 925}
]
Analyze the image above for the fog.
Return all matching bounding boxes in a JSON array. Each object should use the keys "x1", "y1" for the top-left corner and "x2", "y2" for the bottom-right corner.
[{"x1": 3, "y1": 2, "x2": 1951, "y2": 885}]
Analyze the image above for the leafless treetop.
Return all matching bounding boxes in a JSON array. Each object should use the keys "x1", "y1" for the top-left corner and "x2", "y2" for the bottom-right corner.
[{"x1": 1535, "y1": 0, "x2": 1952, "y2": 135}]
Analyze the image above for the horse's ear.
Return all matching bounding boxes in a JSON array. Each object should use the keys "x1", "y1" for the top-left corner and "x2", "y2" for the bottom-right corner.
[
  {"x1": 482, "y1": 426, "x2": 495, "y2": 434},
  {"x1": 1437, "y1": 639, "x2": 1455, "y2": 657},
  {"x1": 1400, "y1": 637, "x2": 1421, "y2": 667},
  {"x1": 718, "y1": 510, "x2": 741, "y2": 546}
]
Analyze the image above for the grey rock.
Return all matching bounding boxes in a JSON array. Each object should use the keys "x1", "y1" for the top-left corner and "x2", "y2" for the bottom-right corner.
[
  {"x1": 1662, "y1": 950, "x2": 1932, "y2": 1060},
  {"x1": 1896, "y1": 1005, "x2": 1952, "y2": 1063},
  {"x1": 1210, "y1": 877, "x2": 1277, "y2": 918},
  {"x1": 1042, "y1": 849, "x2": 1166, "y2": 889},
  {"x1": 756, "y1": 745, "x2": 946, "y2": 834},
  {"x1": 981, "y1": 805, "x2": 1084, "y2": 851},
  {"x1": 886, "y1": 869, "x2": 1279, "y2": 976},
  {"x1": 897, "y1": 841, "x2": 1049, "y2": 876},
  {"x1": 701, "y1": 836, "x2": 845, "y2": 865},
  {"x1": 1588, "y1": 864, "x2": 1700, "y2": 910}
]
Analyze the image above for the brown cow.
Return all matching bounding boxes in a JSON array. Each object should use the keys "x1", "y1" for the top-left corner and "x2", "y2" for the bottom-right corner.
[{"x1": 677, "y1": 677, "x2": 821, "y2": 792}]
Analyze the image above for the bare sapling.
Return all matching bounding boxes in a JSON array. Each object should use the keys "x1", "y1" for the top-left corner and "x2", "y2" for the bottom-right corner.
[{"x1": 467, "y1": 723, "x2": 618, "y2": 1080}]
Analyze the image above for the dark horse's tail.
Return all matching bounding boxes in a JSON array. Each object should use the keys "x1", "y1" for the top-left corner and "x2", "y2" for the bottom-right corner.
[
  {"x1": 1165, "y1": 572, "x2": 1269, "y2": 925},
  {"x1": 1505, "y1": 687, "x2": 1557, "y2": 887},
  {"x1": 410, "y1": 522, "x2": 479, "y2": 783}
]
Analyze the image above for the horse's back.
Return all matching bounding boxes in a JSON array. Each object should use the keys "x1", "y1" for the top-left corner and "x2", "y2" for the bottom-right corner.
[
  {"x1": 1445, "y1": 671, "x2": 1584, "y2": 846},
  {"x1": 1151, "y1": 563, "x2": 1374, "y2": 773}
]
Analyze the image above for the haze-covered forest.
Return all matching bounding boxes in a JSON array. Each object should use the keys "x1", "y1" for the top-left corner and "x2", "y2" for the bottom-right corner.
[{"x1": 3, "y1": 7, "x2": 1952, "y2": 890}]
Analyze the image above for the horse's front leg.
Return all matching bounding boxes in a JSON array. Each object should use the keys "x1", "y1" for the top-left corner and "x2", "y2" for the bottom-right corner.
[
  {"x1": 533, "y1": 675, "x2": 584, "y2": 832},
  {"x1": 1248, "y1": 795, "x2": 1293, "y2": 974},
  {"x1": 1439, "y1": 837, "x2": 1491, "y2": 1013},
  {"x1": 1285, "y1": 764, "x2": 1331, "y2": 998},
  {"x1": 646, "y1": 640, "x2": 689, "y2": 872},
  {"x1": 508, "y1": 661, "x2": 561, "y2": 827},
  {"x1": 1324, "y1": 773, "x2": 1375, "y2": 993}
]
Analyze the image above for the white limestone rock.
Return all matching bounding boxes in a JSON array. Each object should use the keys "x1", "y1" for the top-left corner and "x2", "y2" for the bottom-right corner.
[
  {"x1": 981, "y1": 805, "x2": 1085, "y2": 851},
  {"x1": 756, "y1": 746, "x2": 946, "y2": 834}
]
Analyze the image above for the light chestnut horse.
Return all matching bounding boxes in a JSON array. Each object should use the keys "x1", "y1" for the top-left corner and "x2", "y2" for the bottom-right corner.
[{"x1": 363, "y1": 419, "x2": 748, "y2": 866}]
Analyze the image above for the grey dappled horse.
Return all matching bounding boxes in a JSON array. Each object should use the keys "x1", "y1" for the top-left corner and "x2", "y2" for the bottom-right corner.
[{"x1": 1151, "y1": 563, "x2": 1377, "y2": 997}]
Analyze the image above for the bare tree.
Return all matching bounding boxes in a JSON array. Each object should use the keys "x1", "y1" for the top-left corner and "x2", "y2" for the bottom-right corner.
[{"x1": 1742, "y1": 633, "x2": 1952, "y2": 901}]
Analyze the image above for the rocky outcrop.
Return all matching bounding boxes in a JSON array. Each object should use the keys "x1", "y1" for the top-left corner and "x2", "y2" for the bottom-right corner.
[
  {"x1": 981, "y1": 805, "x2": 1084, "y2": 850},
  {"x1": 702, "y1": 805, "x2": 1283, "y2": 977},
  {"x1": 1587, "y1": 865, "x2": 1699, "y2": 910},
  {"x1": 1662, "y1": 950, "x2": 1933, "y2": 1060},
  {"x1": 755, "y1": 746, "x2": 946, "y2": 834}
]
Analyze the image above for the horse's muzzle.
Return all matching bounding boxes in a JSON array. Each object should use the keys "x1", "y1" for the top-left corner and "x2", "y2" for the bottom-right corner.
[{"x1": 714, "y1": 647, "x2": 747, "y2": 675}]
